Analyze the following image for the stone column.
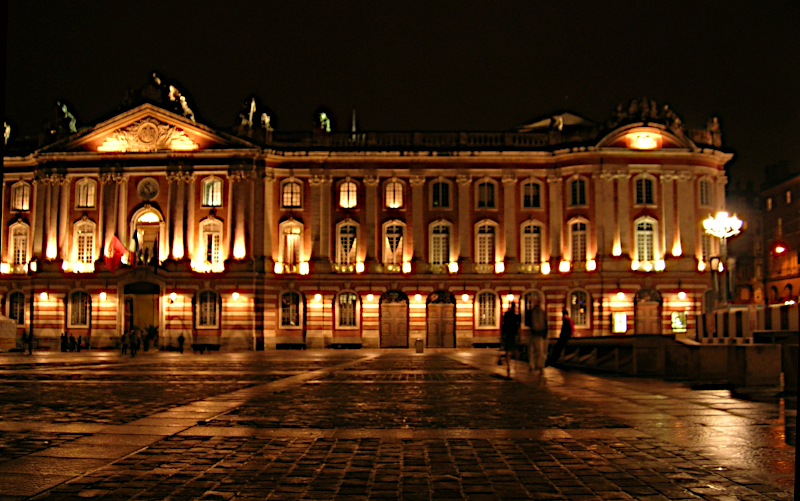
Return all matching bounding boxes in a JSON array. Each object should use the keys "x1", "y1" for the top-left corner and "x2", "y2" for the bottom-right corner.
[
  {"x1": 31, "y1": 179, "x2": 46, "y2": 259},
  {"x1": 617, "y1": 174, "x2": 632, "y2": 258},
  {"x1": 410, "y1": 175, "x2": 425, "y2": 262},
  {"x1": 319, "y1": 176, "x2": 332, "y2": 262},
  {"x1": 456, "y1": 174, "x2": 471, "y2": 266},
  {"x1": 716, "y1": 175, "x2": 727, "y2": 212},
  {"x1": 186, "y1": 175, "x2": 196, "y2": 261},
  {"x1": 251, "y1": 169, "x2": 264, "y2": 262},
  {"x1": 364, "y1": 175, "x2": 379, "y2": 268},
  {"x1": 100, "y1": 173, "x2": 119, "y2": 257},
  {"x1": 117, "y1": 175, "x2": 129, "y2": 245},
  {"x1": 310, "y1": 174, "x2": 323, "y2": 259},
  {"x1": 546, "y1": 175, "x2": 563, "y2": 261},
  {"x1": 502, "y1": 173, "x2": 517, "y2": 265},
  {"x1": 44, "y1": 179, "x2": 56, "y2": 259},
  {"x1": 58, "y1": 176, "x2": 70, "y2": 260},
  {"x1": 263, "y1": 170, "x2": 275, "y2": 265},
  {"x1": 676, "y1": 172, "x2": 696, "y2": 259},
  {"x1": 597, "y1": 172, "x2": 616, "y2": 258},
  {"x1": 660, "y1": 172, "x2": 678, "y2": 258},
  {"x1": 225, "y1": 173, "x2": 235, "y2": 261}
]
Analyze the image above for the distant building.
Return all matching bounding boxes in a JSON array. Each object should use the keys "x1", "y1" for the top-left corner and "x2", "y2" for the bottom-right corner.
[
  {"x1": 2, "y1": 91, "x2": 731, "y2": 350},
  {"x1": 761, "y1": 174, "x2": 800, "y2": 305}
]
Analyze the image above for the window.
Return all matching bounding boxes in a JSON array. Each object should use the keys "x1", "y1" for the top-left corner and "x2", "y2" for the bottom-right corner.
[
  {"x1": 336, "y1": 221, "x2": 358, "y2": 266},
  {"x1": 477, "y1": 181, "x2": 495, "y2": 209},
  {"x1": 636, "y1": 221, "x2": 655, "y2": 262},
  {"x1": 787, "y1": 190, "x2": 792, "y2": 205},
  {"x1": 766, "y1": 198, "x2": 772, "y2": 211},
  {"x1": 522, "y1": 181, "x2": 541, "y2": 209},
  {"x1": 635, "y1": 177, "x2": 654, "y2": 205},
  {"x1": 11, "y1": 182, "x2": 30, "y2": 211},
  {"x1": 200, "y1": 219, "x2": 223, "y2": 265},
  {"x1": 429, "y1": 221, "x2": 450, "y2": 265},
  {"x1": 521, "y1": 222, "x2": 542, "y2": 265},
  {"x1": 10, "y1": 223, "x2": 29, "y2": 266},
  {"x1": 385, "y1": 179, "x2": 403, "y2": 209},
  {"x1": 281, "y1": 181, "x2": 302, "y2": 209},
  {"x1": 699, "y1": 179, "x2": 712, "y2": 207},
  {"x1": 69, "y1": 291, "x2": 90, "y2": 327},
  {"x1": 613, "y1": 312, "x2": 628, "y2": 333},
  {"x1": 475, "y1": 222, "x2": 496, "y2": 265},
  {"x1": 337, "y1": 292, "x2": 358, "y2": 327},
  {"x1": 569, "y1": 290, "x2": 589, "y2": 328},
  {"x1": 476, "y1": 291, "x2": 498, "y2": 328},
  {"x1": 75, "y1": 221, "x2": 95, "y2": 265},
  {"x1": 339, "y1": 181, "x2": 357, "y2": 209},
  {"x1": 202, "y1": 177, "x2": 223, "y2": 207},
  {"x1": 671, "y1": 312, "x2": 687, "y2": 333},
  {"x1": 570, "y1": 178, "x2": 586, "y2": 206},
  {"x1": 701, "y1": 233, "x2": 711, "y2": 263},
  {"x1": 8, "y1": 292, "x2": 25, "y2": 325},
  {"x1": 75, "y1": 179, "x2": 97, "y2": 209},
  {"x1": 281, "y1": 291, "x2": 302, "y2": 327},
  {"x1": 383, "y1": 222, "x2": 404, "y2": 266},
  {"x1": 570, "y1": 222, "x2": 587, "y2": 262},
  {"x1": 197, "y1": 291, "x2": 219, "y2": 328},
  {"x1": 432, "y1": 181, "x2": 450, "y2": 208},
  {"x1": 280, "y1": 220, "x2": 303, "y2": 267}
]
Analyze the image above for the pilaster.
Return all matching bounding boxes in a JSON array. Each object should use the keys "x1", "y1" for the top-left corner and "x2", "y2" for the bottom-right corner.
[
  {"x1": 547, "y1": 175, "x2": 563, "y2": 260},
  {"x1": 364, "y1": 175, "x2": 379, "y2": 268},
  {"x1": 457, "y1": 174, "x2": 471, "y2": 265},
  {"x1": 502, "y1": 173, "x2": 517, "y2": 265},
  {"x1": 410, "y1": 175, "x2": 425, "y2": 262}
]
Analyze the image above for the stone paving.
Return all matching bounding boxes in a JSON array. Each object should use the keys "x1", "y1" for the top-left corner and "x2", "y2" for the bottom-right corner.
[{"x1": 0, "y1": 349, "x2": 793, "y2": 500}]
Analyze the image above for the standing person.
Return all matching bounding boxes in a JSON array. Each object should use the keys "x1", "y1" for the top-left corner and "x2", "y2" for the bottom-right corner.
[
  {"x1": 68, "y1": 333, "x2": 77, "y2": 352},
  {"x1": 177, "y1": 333, "x2": 185, "y2": 354},
  {"x1": 27, "y1": 331, "x2": 34, "y2": 355},
  {"x1": 76, "y1": 335, "x2": 82, "y2": 352},
  {"x1": 527, "y1": 302, "x2": 548, "y2": 373},
  {"x1": 546, "y1": 309, "x2": 574, "y2": 366},
  {"x1": 120, "y1": 332, "x2": 128, "y2": 355},
  {"x1": 130, "y1": 330, "x2": 140, "y2": 357},
  {"x1": 60, "y1": 333, "x2": 68, "y2": 352},
  {"x1": 498, "y1": 301, "x2": 520, "y2": 377}
]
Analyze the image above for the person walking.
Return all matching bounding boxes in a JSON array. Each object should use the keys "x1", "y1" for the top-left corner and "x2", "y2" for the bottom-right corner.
[
  {"x1": 130, "y1": 330, "x2": 140, "y2": 357},
  {"x1": 498, "y1": 301, "x2": 520, "y2": 377},
  {"x1": 120, "y1": 332, "x2": 128, "y2": 355},
  {"x1": 546, "y1": 309, "x2": 574, "y2": 366},
  {"x1": 177, "y1": 333, "x2": 185, "y2": 354},
  {"x1": 68, "y1": 333, "x2": 77, "y2": 352},
  {"x1": 527, "y1": 303, "x2": 548, "y2": 373},
  {"x1": 60, "y1": 333, "x2": 68, "y2": 352}
]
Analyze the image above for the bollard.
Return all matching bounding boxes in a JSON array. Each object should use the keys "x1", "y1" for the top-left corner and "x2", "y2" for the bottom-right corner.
[{"x1": 415, "y1": 338, "x2": 424, "y2": 353}]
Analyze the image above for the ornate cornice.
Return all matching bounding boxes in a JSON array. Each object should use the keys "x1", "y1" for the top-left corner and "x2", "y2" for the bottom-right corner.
[{"x1": 97, "y1": 118, "x2": 198, "y2": 153}]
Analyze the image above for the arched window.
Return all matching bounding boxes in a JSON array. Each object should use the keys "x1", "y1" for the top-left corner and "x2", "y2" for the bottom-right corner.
[
  {"x1": 476, "y1": 291, "x2": 498, "y2": 328},
  {"x1": 197, "y1": 290, "x2": 219, "y2": 328},
  {"x1": 75, "y1": 179, "x2": 97, "y2": 209},
  {"x1": 74, "y1": 219, "x2": 96, "y2": 266},
  {"x1": 522, "y1": 180, "x2": 542, "y2": 209},
  {"x1": 635, "y1": 176, "x2": 654, "y2": 205},
  {"x1": 8, "y1": 291, "x2": 25, "y2": 325},
  {"x1": 9, "y1": 222, "x2": 29, "y2": 268},
  {"x1": 202, "y1": 177, "x2": 223, "y2": 207},
  {"x1": 429, "y1": 220, "x2": 451, "y2": 266},
  {"x1": 784, "y1": 284, "x2": 793, "y2": 299},
  {"x1": 475, "y1": 221, "x2": 497, "y2": 265},
  {"x1": 336, "y1": 291, "x2": 359, "y2": 328},
  {"x1": 431, "y1": 180, "x2": 450, "y2": 209},
  {"x1": 68, "y1": 291, "x2": 90, "y2": 328},
  {"x1": 570, "y1": 221, "x2": 587, "y2": 262},
  {"x1": 699, "y1": 179, "x2": 712, "y2": 207},
  {"x1": 383, "y1": 221, "x2": 405, "y2": 266},
  {"x1": 336, "y1": 220, "x2": 359, "y2": 266},
  {"x1": 281, "y1": 180, "x2": 302, "y2": 209},
  {"x1": 570, "y1": 178, "x2": 586, "y2": 206},
  {"x1": 200, "y1": 218, "x2": 223, "y2": 266},
  {"x1": 568, "y1": 290, "x2": 590, "y2": 328},
  {"x1": 280, "y1": 219, "x2": 303, "y2": 267},
  {"x1": 635, "y1": 220, "x2": 656, "y2": 262},
  {"x1": 280, "y1": 291, "x2": 303, "y2": 327},
  {"x1": 339, "y1": 180, "x2": 358, "y2": 209},
  {"x1": 385, "y1": 179, "x2": 403, "y2": 209},
  {"x1": 477, "y1": 180, "x2": 496, "y2": 209},
  {"x1": 520, "y1": 221, "x2": 542, "y2": 265},
  {"x1": 11, "y1": 182, "x2": 30, "y2": 211}
]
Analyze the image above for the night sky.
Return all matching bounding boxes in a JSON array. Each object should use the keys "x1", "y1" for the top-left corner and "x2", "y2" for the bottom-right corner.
[{"x1": 5, "y1": 2, "x2": 799, "y2": 186}]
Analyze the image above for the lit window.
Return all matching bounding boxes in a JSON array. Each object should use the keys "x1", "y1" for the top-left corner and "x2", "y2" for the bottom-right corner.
[
  {"x1": 201, "y1": 220, "x2": 223, "y2": 265},
  {"x1": 75, "y1": 222, "x2": 95, "y2": 265},
  {"x1": 635, "y1": 177, "x2": 654, "y2": 205},
  {"x1": 336, "y1": 222, "x2": 358, "y2": 266},
  {"x1": 337, "y1": 292, "x2": 358, "y2": 327},
  {"x1": 281, "y1": 291, "x2": 302, "y2": 327},
  {"x1": 8, "y1": 292, "x2": 25, "y2": 325},
  {"x1": 612, "y1": 312, "x2": 627, "y2": 333},
  {"x1": 11, "y1": 182, "x2": 30, "y2": 211},
  {"x1": 570, "y1": 179, "x2": 586, "y2": 206},
  {"x1": 75, "y1": 179, "x2": 97, "y2": 209},
  {"x1": 383, "y1": 222, "x2": 404, "y2": 266},
  {"x1": 699, "y1": 179, "x2": 712, "y2": 207},
  {"x1": 202, "y1": 177, "x2": 223, "y2": 207},
  {"x1": 787, "y1": 191, "x2": 792, "y2": 205},
  {"x1": 281, "y1": 221, "x2": 303, "y2": 266},
  {"x1": 69, "y1": 291, "x2": 90, "y2": 327},
  {"x1": 766, "y1": 198, "x2": 772, "y2": 211},
  {"x1": 432, "y1": 181, "x2": 450, "y2": 208},
  {"x1": 570, "y1": 222, "x2": 587, "y2": 262},
  {"x1": 197, "y1": 291, "x2": 219, "y2": 328},
  {"x1": 569, "y1": 290, "x2": 589, "y2": 328},
  {"x1": 282, "y1": 181, "x2": 302, "y2": 209},
  {"x1": 671, "y1": 312, "x2": 687, "y2": 333},
  {"x1": 476, "y1": 222, "x2": 496, "y2": 265},
  {"x1": 385, "y1": 179, "x2": 403, "y2": 209},
  {"x1": 636, "y1": 221, "x2": 655, "y2": 262},
  {"x1": 476, "y1": 291, "x2": 497, "y2": 328},
  {"x1": 522, "y1": 182, "x2": 541, "y2": 209},
  {"x1": 521, "y1": 223, "x2": 542, "y2": 265},
  {"x1": 339, "y1": 181, "x2": 357, "y2": 208},
  {"x1": 430, "y1": 222, "x2": 450, "y2": 265},
  {"x1": 10, "y1": 223, "x2": 29, "y2": 266},
  {"x1": 477, "y1": 181, "x2": 495, "y2": 209}
]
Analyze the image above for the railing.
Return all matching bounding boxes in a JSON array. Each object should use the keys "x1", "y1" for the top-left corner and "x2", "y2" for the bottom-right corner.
[{"x1": 269, "y1": 131, "x2": 562, "y2": 150}]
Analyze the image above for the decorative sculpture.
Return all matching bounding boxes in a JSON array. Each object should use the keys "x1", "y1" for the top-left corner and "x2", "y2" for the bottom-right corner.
[
  {"x1": 319, "y1": 112, "x2": 331, "y2": 133},
  {"x1": 57, "y1": 102, "x2": 77, "y2": 133},
  {"x1": 261, "y1": 112, "x2": 272, "y2": 130},
  {"x1": 4, "y1": 122, "x2": 9, "y2": 145}
]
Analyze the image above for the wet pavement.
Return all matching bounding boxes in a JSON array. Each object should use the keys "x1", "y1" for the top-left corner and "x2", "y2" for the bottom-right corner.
[{"x1": 0, "y1": 349, "x2": 794, "y2": 500}]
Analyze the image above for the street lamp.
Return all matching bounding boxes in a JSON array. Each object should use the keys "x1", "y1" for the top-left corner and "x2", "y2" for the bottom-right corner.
[{"x1": 703, "y1": 212, "x2": 743, "y2": 306}]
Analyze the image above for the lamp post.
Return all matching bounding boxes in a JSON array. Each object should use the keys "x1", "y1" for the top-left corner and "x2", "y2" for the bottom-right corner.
[{"x1": 703, "y1": 212, "x2": 743, "y2": 307}]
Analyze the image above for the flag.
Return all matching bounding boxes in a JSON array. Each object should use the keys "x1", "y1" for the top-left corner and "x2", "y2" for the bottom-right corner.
[
  {"x1": 105, "y1": 235, "x2": 128, "y2": 273},
  {"x1": 131, "y1": 232, "x2": 139, "y2": 267}
]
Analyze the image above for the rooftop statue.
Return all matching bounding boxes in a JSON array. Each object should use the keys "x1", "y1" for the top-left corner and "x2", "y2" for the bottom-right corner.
[
  {"x1": 179, "y1": 96, "x2": 195, "y2": 122},
  {"x1": 4, "y1": 122, "x2": 9, "y2": 145},
  {"x1": 261, "y1": 112, "x2": 272, "y2": 131},
  {"x1": 248, "y1": 98, "x2": 256, "y2": 128},
  {"x1": 319, "y1": 112, "x2": 331, "y2": 133},
  {"x1": 57, "y1": 101, "x2": 77, "y2": 133}
]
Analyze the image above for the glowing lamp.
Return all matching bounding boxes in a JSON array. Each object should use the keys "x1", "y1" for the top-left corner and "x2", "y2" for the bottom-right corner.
[
  {"x1": 461, "y1": 293, "x2": 469, "y2": 302},
  {"x1": 415, "y1": 294, "x2": 422, "y2": 302},
  {"x1": 0, "y1": 263, "x2": 9, "y2": 274},
  {"x1": 775, "y1": 245, "x2": 787, "y2": 254},
  {"x1": 29, "y1": 260, "x2": 37, "y2": 272},
  {"x1": 232, "y1": 245, "x2": 246, "y2": 260},
  {"x1": 99, "y1": 291, "x2": 107, "y2": 301},
  {"x1": 631, "y1": 260, "x2": 640, "y2": 271},
  {"x1": 785, "y1": 300, "x2": 796, "y2": 306},
  {"x1": 559, "y1": 261, "x2": 570, "y2": 273},
  {"x1": 448, "y1": 262, "x2": 459, "y2": 273},
  {"x1": 402, "y1": 262, "x2": 412, "y2": 274},
  {"x1": 367, "y1": 294, "x2": 374, "y2": 302},
  {"x1": 46, "y1": 244, "x2": 57, "y2": 260},
  {"x1": 655, "y1": 259, "x2": 666, "y2": 271},
  {"x1": 355, "y1": 262, "x2": 365, "y2": 273},
  {"x1": 717, "y1": 261, "x2": 724, "y2": 272},
  {"x1": 616, "y1": 292, "x2": 625, "y2": 300},
  {"x1": 703, "y1": 212, "x2": 743, "y2": 239},
  {"x1": 169, "y1": 292, "x2": 178, "y2": 303},
  {"x1": 274, "y1": 262, "x2": 283, "y2": 274},
  {"x1": 314, "y1": 294, "x2": 322, "y2": 302},
  {"x1": 495, "y1": 262, "x2": 505, "y2": 274},
  {"x1": 678, "y1": 291, "x2": 687, "y2": 300},
  {"x1": 541, "y1": 262, "x2": 551, "y2": 275},
  {"x1": 506, "y1": 293, "x2": 514, "y2": 301},
  {"x1": 40, "y1": 291, "x2": 48, "y2": 300},
  {"x1": 299, "y1": 262, "x2": 310, "y2": 275},
  {"x1": 586, "y1": 259, "x2": 597, "y2": 271},
  {"x1": 643, "y1": 262, "x2": 653, "y2": 272},
  {"x1": 232, "y1": 291, "x2": 240, "y2": 301},
  {"x1": 698, "y1": 261, "x2": 707, "y2": 272}
]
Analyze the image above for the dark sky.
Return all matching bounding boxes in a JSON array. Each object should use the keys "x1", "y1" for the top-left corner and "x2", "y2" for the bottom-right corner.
[{"x1": 6, "y1": 1, "x2": 799, "y2": 185}]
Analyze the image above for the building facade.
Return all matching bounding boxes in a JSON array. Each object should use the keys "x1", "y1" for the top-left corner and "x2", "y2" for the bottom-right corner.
[{"x1": 2, "y1": 97, "x2": 731, "y2": 350}]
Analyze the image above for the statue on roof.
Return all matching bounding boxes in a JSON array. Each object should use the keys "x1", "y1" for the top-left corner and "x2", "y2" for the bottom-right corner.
[
  {"x1": 261, "y1": 112, "x2": 272, "y2": 131},
  {"x1": 319, "y1": 112, "x2": 331, "y2": 133},
  {"x1": 4, "y1": 122, "x2": 9, "y2": 145},
  {"x1": 57, "y1": 101, "x2": 77, "y2": 133},
  {"x1": 707, "y1": 117, "x2": 722, "y2": 147}
]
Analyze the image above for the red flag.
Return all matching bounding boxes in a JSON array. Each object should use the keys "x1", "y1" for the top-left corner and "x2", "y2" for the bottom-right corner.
[{"x1": 105, "y1": 235, "x2": 128, "y2": 273}]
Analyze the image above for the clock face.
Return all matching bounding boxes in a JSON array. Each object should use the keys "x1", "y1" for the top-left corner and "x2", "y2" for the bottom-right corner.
[{"x1": 137, "y1": 177, "x2": 160, "y2": 200}]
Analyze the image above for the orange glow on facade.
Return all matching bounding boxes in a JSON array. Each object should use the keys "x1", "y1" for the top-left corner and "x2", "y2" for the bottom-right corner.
[{"x1": 627, "y1": 132, "x2": 661, "y2": 150}]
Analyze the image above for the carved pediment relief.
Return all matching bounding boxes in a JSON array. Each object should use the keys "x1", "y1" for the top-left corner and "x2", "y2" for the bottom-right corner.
[{"x1": 97, "y1": 118, "x2": 198, "y2": 153}]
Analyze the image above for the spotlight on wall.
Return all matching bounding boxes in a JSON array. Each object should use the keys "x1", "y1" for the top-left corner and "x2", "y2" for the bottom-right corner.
[
  {"x1": 356, "y1": 262, "x2": 365, "y2": 273},
  {"x1": 448, "y1": 262, "x2": 459, "y2": 273},
  {"x1": 559, "y1": 261, "x2": 570, "y2": 273},
  {"x1": 541, "y1": 262, "x2": 551, "y2": 275},
  {"x1": 402, "y1": 262, "x2": 412, "y2": 274},
  {"x1": 586, "y1": 259, "x2": 597, "y2": 272}
]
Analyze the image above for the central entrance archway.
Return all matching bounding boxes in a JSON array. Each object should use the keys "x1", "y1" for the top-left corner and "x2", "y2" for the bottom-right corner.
[
  {"x1": 124, "y1": 281, "x2": 160, "y2": 347},
  {"x1": 380, "y1": 291, "x2": 408, "y2": 348},
  {"x1": 634, "y1": 288, "x2": 662, "y2": 334},
  {"x1": 426, "y1": 290, "x2": 455, "y2": 348}
]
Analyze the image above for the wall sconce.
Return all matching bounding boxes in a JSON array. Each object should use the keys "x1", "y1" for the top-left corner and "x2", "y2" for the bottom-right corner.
[
  {"x1": 99, "y1": 291, "x2": 107, "y2": 301},
  {"x1": 448, "y1": 262, "x2": 459, "y2": 273},
  {"x1": 541, "y1": 262, "x2": 551, "y2": 275},
  {"x1": 559, "y1": 260, "x2": 570, "y2": 273},
  {"x1": 169, "y1": 292, "x2": 178, "y2": 303},
  {"x1": 494, "y1": 262, "x2": 505, "y2": 274}
]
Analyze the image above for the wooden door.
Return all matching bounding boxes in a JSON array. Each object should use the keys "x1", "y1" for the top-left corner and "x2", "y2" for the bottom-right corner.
[
  {"x1": 427, "y1": 304, "x2": 455, "y2": 348},
  {"x1": 381, "y1": 303, "x2": 408, "y2": 347},
  {"x1": 635, "y1": 302, "x2": 661, "y2": 334}
]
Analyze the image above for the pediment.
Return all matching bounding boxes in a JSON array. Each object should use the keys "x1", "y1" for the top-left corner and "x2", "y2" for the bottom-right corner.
[
  {"x1": 39, "y1": 104, "x2": 256, "y2": 154},
  {"x1": 596, "y1": 123, "x2": 696, "y2": 151}
]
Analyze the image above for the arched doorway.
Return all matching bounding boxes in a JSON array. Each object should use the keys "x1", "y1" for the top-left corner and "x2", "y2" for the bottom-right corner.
[
  {"x1": 380, "y1": 291, "x2": 408, "y2": 348},
  {"x1": 426, "y1": 290, "x2": 455, "y2": 348},
  {"x1": 130, "y1": 205, "x2": 165, "y2": 264},
  {"x1": 634, "y1": 288, "x2": 662, "y2": 334},
  {"x1": 124, "y1": 281, "x2": 161, "y2": 347}
]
